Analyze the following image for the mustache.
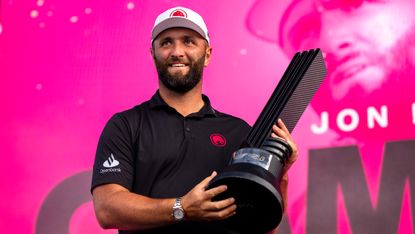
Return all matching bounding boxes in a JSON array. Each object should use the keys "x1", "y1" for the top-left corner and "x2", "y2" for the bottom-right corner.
[{"x1": 167, "y1": 57, "x2": 190, "y2": 64}]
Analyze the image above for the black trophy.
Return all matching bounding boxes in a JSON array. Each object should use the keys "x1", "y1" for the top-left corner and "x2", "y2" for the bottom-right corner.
[{"x1": 208, "y1": 49, "x2": 327, "y2": 233}]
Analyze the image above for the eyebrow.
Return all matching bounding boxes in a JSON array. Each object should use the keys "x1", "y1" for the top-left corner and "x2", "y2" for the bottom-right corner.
[
  {"x1": 157, "y1": 34, "x2": 200, "y2": 44},
  {"x1": 169, "y1": 34, "x2": 196, "y2": 40}
]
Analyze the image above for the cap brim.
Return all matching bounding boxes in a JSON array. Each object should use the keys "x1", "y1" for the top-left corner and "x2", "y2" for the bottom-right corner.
[{"x1": 151, "y1": 17, "x2": 208, "y2": 43}]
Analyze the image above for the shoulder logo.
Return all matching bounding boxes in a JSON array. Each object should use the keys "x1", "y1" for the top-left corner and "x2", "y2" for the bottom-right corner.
[
  {"x1": 210, "y1": 133, "x2": 227, "y2": 147},
  {"x1": 103, "y1": 154, "x2": 120, "y2": 168}
]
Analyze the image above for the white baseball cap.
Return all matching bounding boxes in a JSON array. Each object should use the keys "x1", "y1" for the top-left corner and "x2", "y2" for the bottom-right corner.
[{"x1": 151, "y1": 6, "x2": 210, "y2": 44}]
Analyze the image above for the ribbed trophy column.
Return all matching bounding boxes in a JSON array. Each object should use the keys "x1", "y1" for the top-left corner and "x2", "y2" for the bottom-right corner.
[{"x1": 208, "y1": 48, "x2": 327, "y2": 233}]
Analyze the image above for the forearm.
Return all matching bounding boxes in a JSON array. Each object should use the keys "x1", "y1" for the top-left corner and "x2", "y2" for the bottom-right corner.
[
  {"x1": 93, "y1": 184, "x2": 176, "y2": 231},
  {"x1": 93, "y1": 173, "x2": 237, "y2": 231}
]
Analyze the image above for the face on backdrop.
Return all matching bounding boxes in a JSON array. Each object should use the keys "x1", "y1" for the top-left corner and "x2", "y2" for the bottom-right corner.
[
  {"x1": 151, "y1": 28, "x2": 212, "y2": 93},
  {"x1": 280, "y1": 0, "x2": 415, "y2": 107},
  {"x1": 245, "y1": 0, "x2": 415, "y2": 140}
]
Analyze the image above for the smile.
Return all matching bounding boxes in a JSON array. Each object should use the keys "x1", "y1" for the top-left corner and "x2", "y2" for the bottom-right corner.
[{"x1": 170, "y1": 64, "x2": 187, "y2": 67}]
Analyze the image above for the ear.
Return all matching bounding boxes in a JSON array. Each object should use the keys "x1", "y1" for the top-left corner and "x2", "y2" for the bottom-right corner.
[
  {"x1": 150, "y1": 47, "x2": 156, "y2": 63},
  {"x1": 150, "y1": 47, "x2": 155, "y2": 57},
  {"x1": 204, "y1": 46, "x2": 212, "y2": 67}
]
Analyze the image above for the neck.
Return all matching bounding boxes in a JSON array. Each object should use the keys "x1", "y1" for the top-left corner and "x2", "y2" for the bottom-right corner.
[{"x1": 158, "y1": 83, "x2": 204, "y2": 117}]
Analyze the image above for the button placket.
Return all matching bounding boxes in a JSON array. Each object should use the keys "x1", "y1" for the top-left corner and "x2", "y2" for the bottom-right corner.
[{"x1": 183, "y1": 119, "x2": 191, "y2": 137}]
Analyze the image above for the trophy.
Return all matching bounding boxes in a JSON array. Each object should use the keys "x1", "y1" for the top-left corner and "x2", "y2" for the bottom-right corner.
[{"x1": 208, "y1": 49, "x2": 327, "y2": 233}]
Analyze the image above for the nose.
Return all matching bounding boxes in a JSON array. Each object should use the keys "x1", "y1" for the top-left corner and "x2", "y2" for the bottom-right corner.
[
  {"x1": 320, "y1": 11, "x2": 356, "y2": 58},
  {"x1": 170, "y1": 42, "x2": 185, "y2": 58},
  {"x1": 325, "y1": 27, "x2": 353, "y2": 51}
]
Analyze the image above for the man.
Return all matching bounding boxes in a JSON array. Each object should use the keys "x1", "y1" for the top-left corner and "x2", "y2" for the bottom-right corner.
[{"x1": 91, "y1": 6, "x2": 298, "y2": 234}]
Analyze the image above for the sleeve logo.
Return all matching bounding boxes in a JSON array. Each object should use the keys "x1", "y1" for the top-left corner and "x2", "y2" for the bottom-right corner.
[{"x1": 103, "y1": 153, "x2": 120, "y2": 168}]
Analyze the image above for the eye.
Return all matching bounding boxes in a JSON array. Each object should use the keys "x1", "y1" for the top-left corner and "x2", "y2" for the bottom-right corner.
[
  {"x1": 160, "y1": 39, "x2": 172, "y2": 47},
  {"x1": 183, "y1": 36, "x2": 195, "y2": 45}
]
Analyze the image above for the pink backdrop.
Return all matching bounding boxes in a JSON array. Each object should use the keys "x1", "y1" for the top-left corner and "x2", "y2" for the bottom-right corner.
[{"x1": 1, "y1": 0, "x2": 414, "y2": 233}]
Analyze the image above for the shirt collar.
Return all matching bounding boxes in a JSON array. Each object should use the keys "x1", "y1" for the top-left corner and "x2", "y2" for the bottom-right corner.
[{"x1": 149, "y1": 90, "x2": 218, "y2": 117}]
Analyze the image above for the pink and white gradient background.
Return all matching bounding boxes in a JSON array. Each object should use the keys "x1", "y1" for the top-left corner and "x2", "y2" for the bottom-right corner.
[{"x1": 0, "y1": 0, "x2": 414, "y2": 233}]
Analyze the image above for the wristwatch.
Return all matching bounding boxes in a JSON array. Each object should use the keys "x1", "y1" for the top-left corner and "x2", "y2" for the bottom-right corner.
[{"x1": 172, "y1": 197, "x2": 185, "y2": 221}]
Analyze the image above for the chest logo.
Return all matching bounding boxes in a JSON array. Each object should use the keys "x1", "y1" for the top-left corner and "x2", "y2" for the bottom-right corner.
[{"x1": 210, "y1": 134, "x2": 227, "y2": 147}]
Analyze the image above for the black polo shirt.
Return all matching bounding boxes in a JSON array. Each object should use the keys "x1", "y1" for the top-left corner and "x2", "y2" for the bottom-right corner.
[{"x1": 91, "y1": 91, "x2": 251, "y2": 233}]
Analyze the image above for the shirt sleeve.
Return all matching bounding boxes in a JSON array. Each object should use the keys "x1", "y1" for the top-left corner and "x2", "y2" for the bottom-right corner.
[{"x1": 91, "y1": 113, "x2": 136, "y2": 193}]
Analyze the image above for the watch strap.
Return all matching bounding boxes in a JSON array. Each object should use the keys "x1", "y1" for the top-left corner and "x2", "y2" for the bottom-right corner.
[{"x1": 172, "y1": 197, "x2": 185, "y2": 221}]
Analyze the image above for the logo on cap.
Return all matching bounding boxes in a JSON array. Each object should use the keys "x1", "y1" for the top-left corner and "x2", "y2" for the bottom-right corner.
[
  {"x1": 170, "y1": 9, "x2": 187, "y2": 18},
  {"x1": 210, "y1": 134, "x2": 227, "y2": 147}
]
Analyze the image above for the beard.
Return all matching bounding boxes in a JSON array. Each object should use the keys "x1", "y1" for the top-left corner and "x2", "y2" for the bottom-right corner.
[{"x1": 154, "y1": 55, "x2": 205, "y2": 94}]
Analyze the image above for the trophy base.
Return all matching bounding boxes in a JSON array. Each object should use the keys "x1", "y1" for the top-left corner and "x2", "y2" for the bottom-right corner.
[{"x1": 208, "y1": 163, "x2": 283, "y2": 233}]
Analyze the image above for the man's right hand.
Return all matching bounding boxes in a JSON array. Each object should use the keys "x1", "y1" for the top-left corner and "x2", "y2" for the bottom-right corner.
[
  {"x1": 181, "y1": 171, "x2": 237, "y2": 221},
  {"x1": 92, "y1": 171, "x2": 235, "y2": 231}
]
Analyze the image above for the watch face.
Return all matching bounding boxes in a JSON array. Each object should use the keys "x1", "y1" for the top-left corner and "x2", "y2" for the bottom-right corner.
[{"x1": 173, "y1": 208, "x2": 184, "y2": 220}]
